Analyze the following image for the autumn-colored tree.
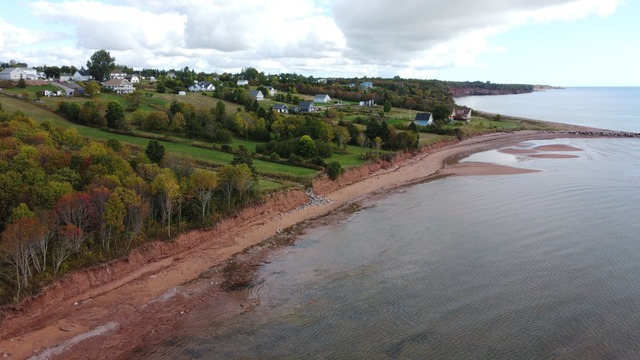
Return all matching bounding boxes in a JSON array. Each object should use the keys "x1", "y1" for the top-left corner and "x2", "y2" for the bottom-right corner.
[
  {"x1": 150, "y1": 169, "x2": 180, "y2": 236},
  {"x1": 0, "y1": 218, "x2": 38, "y2": 297},
  {"x1": 53, "y1": 192, "x2": 95, "y2": 251},
  {"x1": 189, "y1": 170, "x2": 218, "y2": 222},
  {"x1": 52, "y1": 225, "x2": 82, "y2": 274}
]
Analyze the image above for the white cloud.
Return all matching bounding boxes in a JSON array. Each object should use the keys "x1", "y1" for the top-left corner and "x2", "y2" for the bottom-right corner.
[
  {"x1": 332, "y1": 0, "x2": 621, "y2": 75},
  {"x1": 0, "y1": 0, "x2": 622, "y2": 81}
]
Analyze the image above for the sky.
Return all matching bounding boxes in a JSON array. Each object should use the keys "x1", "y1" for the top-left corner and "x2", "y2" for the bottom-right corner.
[{"x1": 1, "y1": 0, "x2": 638, "y2": 86}]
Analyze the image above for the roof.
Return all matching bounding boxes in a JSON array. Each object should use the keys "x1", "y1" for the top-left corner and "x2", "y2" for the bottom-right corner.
[
  {"x1": 103, "y1": 78, "x2": 132, "y2": 86},
  {"x1": 453, "y1": 107, "x2": 472, "y2": 117},
  {"x1": 272, "y1": 104, "x2": 288, "y2": 110},
  {"x1": 299, "y1": 101, "x2": 314, "y2": 108},
  {"x1": 249, "y1": 90, "x2": 263, "y2": 97},
  {"x1": 415, "y1": 112, "x2": 433, "y2": 121},
  {"x1": 199, "y1": 81, "x2": 212, "y2": 87},
  {"x1": 314, "y1": 94, "x2": 329, "y2": 98}
]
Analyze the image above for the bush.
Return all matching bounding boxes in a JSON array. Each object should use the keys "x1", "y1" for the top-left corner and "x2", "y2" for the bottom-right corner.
[{"x1": 326, "y1": 161, "x2": 344, "y2": 180}]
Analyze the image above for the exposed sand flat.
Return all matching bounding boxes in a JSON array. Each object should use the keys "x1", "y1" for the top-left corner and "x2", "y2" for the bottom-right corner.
[
  {"x1": 534, "y1": 144, "x2": 584, "y2": 151},
  {"x1": 440, "y1": 162, "x2": 540, "y2": 176}
]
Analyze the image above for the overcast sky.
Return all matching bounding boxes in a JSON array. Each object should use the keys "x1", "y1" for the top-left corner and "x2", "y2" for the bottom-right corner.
[{"x1": 1, "y1": 0, "x2": 638, "y2": 86}]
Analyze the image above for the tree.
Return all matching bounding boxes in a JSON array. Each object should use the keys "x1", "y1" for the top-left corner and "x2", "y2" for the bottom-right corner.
[
  {"x1": 150, "y1": 169, "x2": 180, "y2": 236},
  {"x1": 326, "y1": 161, "x2": 344, "y2": 180},
  {"x1": 84, "y1": 81, "x2": 101, "y2": 97},
  {"x1": 86, "y1": 49, "x2": 115, "y2": 81},
  {"x1": 296, "y1": 135, "x2": 317, "y2": 159},
  {"x1": 383, "y1": 100, "x2": 391, "y2": 113},
  {"x1": 432, "y1": 104, "x2": 450, "y2": 121},
  {"x1": 334, "y1": 125, "x2": 351, "y2": 151},
  {"x1": 17, "y1": 77, "x2": 26, "y2": 88},
  {"x1": 156, "y1": 81, "x2": 167, "y2": 93},
  {"x1": 105, "y1": 101, "x2": 125, "y2": 129},
  {"x1": 145, "y1": 140, "x2": 165, "y2": 164},
  {"x1": 189, "y1": 170, "x2": 218, "y2": 222},
  {"x1": 124, "y1": 92, "x2": 142, "y2": 112},
  {"x1": 0, "y1": 218, "x2": 44, "y2": 298}
]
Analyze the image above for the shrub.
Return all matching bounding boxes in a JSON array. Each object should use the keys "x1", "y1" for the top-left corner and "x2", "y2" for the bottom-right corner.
[{"x1": 326, "y1": 161, "x2": 344, "y2": 180}]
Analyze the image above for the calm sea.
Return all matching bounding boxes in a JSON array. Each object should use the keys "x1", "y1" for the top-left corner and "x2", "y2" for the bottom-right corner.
[
  {"x1": 141, "y1": 88, "x2": 640, "y2": 359},
  {"x1": 457, "y1": 87, "x2": 640, "y2": 133}
]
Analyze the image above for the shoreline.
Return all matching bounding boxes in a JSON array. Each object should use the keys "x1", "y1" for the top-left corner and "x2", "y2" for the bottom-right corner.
[{"x1": 0, "y1": 128, "x2": 626, "y2": 359}]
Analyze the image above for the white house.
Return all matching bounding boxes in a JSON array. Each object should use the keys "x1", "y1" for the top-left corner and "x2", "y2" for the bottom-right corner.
[
  {"x1": 59, "y1": 73, "x2": 73, "y2": 81},
  {"x1": 110, "y1": 69, "x2": 127, "y2": 79},
  {"x1": 360, "y1": 81, "x2": 373, "y2": 89},
  {"x1": 451, "y1": 107, "x2": 472, "y2": 121},
  {"x1": 272, "y1": 104, "x2": 288, "y2": 113},
  {"x1": 313, "y1": 94, "x2": 331, "y2": 103},
  {"x1": 265, "y1": 86, "x2": 277, "y2": 97},
  {"x1": 237, "y1": 79, "x2": 249, "y2": 86},
  {"x1": 72, "y1": 68, "x2": 93, "y2": 82},
  {"x1": 125, "y1": 75, "x2": 140, "y2": 83},
  {"x1": 102, "y1": 78, "x2": 135, "y2": 94},
  {"x1": 249, "y1": 90, "x2": 264, "y2": 101},
  {"x1": 188, "y1": 81, "x2": 215, "y2": 92},
  {"x1": 0, "y1": 67, "x2": 39, "y2": 81}
]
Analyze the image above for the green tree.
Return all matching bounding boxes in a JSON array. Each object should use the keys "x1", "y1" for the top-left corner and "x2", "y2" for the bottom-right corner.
[
  {"x1": 296, "y1": 135, "x2": 317, "y2": 159},
  {"x1": 432, "y1": 104, "x2": 450, "y2": 121},
  {"x1": 124, "y1": 92, "x2": 142, "y2": 111},
  {"x1": 383, "y1": 100, "x2": 391, "y2": 113},
  {"x1": 86, "y1": 49, "x2": 116, "y2": 81},
  {"x1": 105, "y1": 101, "x2": 125, "y2": 129},
  {"x1": 84, "y1": 81, "x2": 101, "y2": 97},
  {"x1": 17, "y1": 77, "x2": 26, "y2": 88},
  {"x1": 145, "y1": 140, "x2": 165, "y2": 164},
  {"x1": 156, "y1": 81, "x2": 167, "y2": 93},
  {"x1": 326, "y1": 161, "x2": 344, "y2": 180}
]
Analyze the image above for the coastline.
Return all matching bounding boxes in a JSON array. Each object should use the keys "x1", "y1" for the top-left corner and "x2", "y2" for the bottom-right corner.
[{"x1": 0, "y1": 128, "x2": 624, "y2": 359}]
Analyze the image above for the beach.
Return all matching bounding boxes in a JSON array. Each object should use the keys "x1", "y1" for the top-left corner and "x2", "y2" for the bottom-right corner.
[{"x1": 0, "y1": 128, "x2": 617, "y2": 359}]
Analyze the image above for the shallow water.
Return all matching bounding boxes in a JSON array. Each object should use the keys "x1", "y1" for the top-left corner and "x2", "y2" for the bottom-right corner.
[
  {"x1": 142, "y1": 137, "x2": 640, "y2": 359},
  {"x1": 456, "y1": 87, "x2": 640, "y2": 133}
]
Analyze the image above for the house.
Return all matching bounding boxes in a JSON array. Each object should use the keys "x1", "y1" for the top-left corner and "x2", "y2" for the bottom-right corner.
[
  {"x1": 360, "y1": 81, "x2": 373, "y2": 89},
  {"x1": 249, "y1": 90, "x2": 264, "y2": 101},
  {"x1": 313, "y1": 94, "x2": 331, "y2": 103},
  {"x1": 272, "y1": 104, "x2": 288, "y2": 113},
  {"x1": 413, "y1": 112, "x2": 433, "y2": 126},
  {"x1": 72, "y1": 68, "x2": 93, "y2": 82},
  {"x1": 0, "y1": 67, "x2": 39, "y2": 81},
  {"x1": 451, "y1": 107, "x2": 472, "y2": 121},
  {"x1": 110, "y1": 69, "x2": 127, "y2": 79},
  {"x1": 59, "y1": 73, "x2": 73, "y2": 81},
  {"x1": 237, "y1": 79, "x2": 249, "y2": 86},
  {"x1": 188, "y1": 81, "x2": 215, "y2": 92},
  {"x1": 265, "y1": 86, "x2": 276, "y2": 97},
  {"x1": 125, "y1": 75, "x2": 140, "y2": 83},
  {"x1": 62, "y1": 82, "x2": 85, "y2": 96},
  {"x1": 102, "y1": 78, "x2": 135, "y2": 94},
  {"x1": 166, "y1": 71, "x2": 177, "y2": 79},
  {"x1": 178, "y1": 91, "x2": 186, "y2": 96},
  {"x1": 298, "y1": 101, "x2": 315, "y2": 113},
  {"x1": 359, "y1": 99, "x2": 375, "y2": 107},
  {"x1": 148, "y1": 76, "x2": 156, "y2": 82}
]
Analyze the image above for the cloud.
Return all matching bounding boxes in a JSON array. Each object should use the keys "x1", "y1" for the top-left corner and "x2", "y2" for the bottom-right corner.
[
  {"x1": 332, "y1": 0, "x2": 621, "y2": 72},
  {"x1": 0, "y1": 0, "x2": 621, "y2": 80}
]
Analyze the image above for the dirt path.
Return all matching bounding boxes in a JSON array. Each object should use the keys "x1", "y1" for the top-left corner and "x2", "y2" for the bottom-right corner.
[{"x1": 0, "y1": 131, "x2": 598, "y2": 359}]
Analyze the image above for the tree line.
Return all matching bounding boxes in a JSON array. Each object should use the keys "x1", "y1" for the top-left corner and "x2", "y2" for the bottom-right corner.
[{"x1": 0, "y1": 111, "x2": 259, "y2": 302}]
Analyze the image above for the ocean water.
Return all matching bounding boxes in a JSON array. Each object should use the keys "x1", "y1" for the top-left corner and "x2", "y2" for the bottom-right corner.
[
  {"x1": 140, "y1": 89, "x2": 640, "y2": 359},
  {"x1": 456, "y1": 87, "x2": 640, "y2": 133}
]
